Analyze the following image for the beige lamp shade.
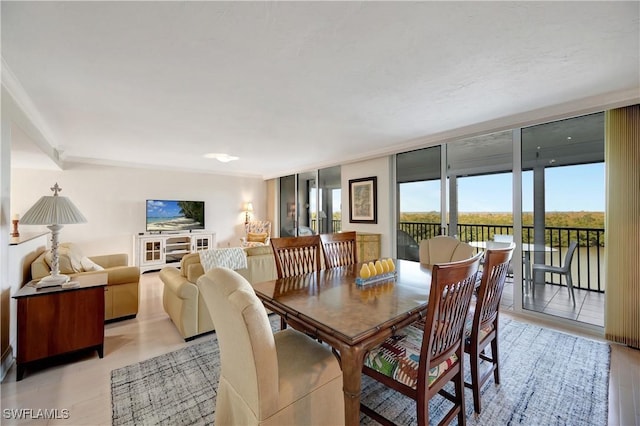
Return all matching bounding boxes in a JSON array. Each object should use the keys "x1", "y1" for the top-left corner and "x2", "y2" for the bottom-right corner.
[
  {"x1": 20, "y1": 183, "x2": 86, "y2": 287},
  {"x1": 20, "y1": 193, "x2": 87, "y2": 225}
]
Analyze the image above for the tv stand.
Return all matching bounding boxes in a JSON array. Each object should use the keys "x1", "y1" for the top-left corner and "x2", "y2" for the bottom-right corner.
[{"x1": 133, "y1": 231, "x2": 216, "y2": 273}]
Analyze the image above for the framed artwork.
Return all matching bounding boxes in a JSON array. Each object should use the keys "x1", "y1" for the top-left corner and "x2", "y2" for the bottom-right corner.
[{"x1": 349, "y1": 176, "x2": 377, "y2": 223}]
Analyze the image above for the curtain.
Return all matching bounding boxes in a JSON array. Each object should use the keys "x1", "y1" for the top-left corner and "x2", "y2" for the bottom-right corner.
[{"x1": 604, "y1": 104, "x2": 640, "y2": 349}]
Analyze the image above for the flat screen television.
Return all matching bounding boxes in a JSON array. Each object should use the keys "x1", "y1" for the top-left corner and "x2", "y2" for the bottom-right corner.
[{"x1": 146, "y1": 200, "x2": 205, "y2": 232}]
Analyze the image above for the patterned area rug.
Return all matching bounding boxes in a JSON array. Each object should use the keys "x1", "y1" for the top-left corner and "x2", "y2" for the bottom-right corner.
[{"x1": 111, "y1": 317, "x2": 609, "y2": 425}]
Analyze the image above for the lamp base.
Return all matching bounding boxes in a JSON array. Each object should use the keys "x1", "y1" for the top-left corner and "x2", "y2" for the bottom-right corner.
[{"x1": 36, "y1": 274, "x2": 70, "y2": 288}]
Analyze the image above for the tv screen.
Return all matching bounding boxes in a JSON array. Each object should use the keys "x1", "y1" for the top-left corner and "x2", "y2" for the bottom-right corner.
[{"x1": 146, "y1": 200, "x2": 205, "y2": 232}]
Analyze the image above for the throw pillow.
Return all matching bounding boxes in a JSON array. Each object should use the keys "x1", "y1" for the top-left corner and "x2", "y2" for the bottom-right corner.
[
  {"x1": 247, "y1": 232, "x2": 268, "y2": 243},
  {"x1": 44, "y1": 243, "x2": 84, "y2": 273},
  {"x1": 80, "y1": 257, "x2": 105, "y2": 272}
]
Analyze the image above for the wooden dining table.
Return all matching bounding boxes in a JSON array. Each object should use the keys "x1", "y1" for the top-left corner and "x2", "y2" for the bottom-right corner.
[{"x1": 251, "y1": 259, "x2": 433, "y2": 426}]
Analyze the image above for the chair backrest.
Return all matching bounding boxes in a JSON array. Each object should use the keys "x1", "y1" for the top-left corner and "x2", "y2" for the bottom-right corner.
[
  {"x1": 197, "y1": 267, "x2": 279, "y2": 419},
  {"x1": 418, "y1": 252, "x2": 483, "y2": 389},
  {"x1": 270, "y1": 235, "x2": 321, "y2": 278},
  {"x1": 244, "y1": 220, "x2": 272, "y2": 245},
  {"x1": 561, "y1": 241, "x2": 579, "y2": 272},
  {"x1": 419, "y1": 235, "x2": 474, "y2": 265},
  {"x1": 320, "y1": 231, "x2": 357, "y2": 268},
  {"x1": 473, "y1": 244, "x2": 515, "y2": 333}
]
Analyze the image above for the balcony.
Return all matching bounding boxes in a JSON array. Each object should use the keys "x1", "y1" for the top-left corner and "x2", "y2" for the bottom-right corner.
[{"x1": 399, "y1": 221, "x2": 605, "y2": 327}]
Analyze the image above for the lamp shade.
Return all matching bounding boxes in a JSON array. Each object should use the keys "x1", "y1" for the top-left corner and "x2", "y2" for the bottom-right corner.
[
  {"x1": 20, "y1": 184, "x2": 87, "y2": 225},
  {"x1": 245, "y1": 202, "x2": 254, "y2": 213}
]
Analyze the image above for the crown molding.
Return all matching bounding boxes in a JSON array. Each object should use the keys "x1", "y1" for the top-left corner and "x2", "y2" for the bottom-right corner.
[{"x1": 1, "y1": 57, "x2": 61, "y2": 161}]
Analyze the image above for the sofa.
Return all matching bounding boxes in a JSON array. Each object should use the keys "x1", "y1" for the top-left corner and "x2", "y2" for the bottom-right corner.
[
  {"x1": 159, "y1": 245, "x2": 277, "y2": 340},
  {"x1": 30, "y1": 242, "x2": 140, "y2": 322}
]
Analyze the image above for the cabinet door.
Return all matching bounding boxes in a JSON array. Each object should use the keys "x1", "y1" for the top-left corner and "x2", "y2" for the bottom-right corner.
[
  {"x1": 140, "y1": 238, "x2": 165, "y2": 266},
  {"x1": 17, "y1": 287, "x2": 105, "y2": 363},
  {"x1": 192, "y1": 235, "x2": 212, "y2": 251}
]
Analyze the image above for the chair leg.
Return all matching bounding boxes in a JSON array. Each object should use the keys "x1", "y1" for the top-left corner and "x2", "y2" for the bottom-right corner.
[
  {"x1": 531, "y1": 269, "x2": 536, "y2": 299},
  {"x1": 456, "y1": 368, "x2": 467, "y2": 426},
  {"x1": 280, "y1": 317, "x2": 287, "y2": 330},
  {"x1": 469, "y1": 348, "x2": 481, "y2": 415},
  {"x1": 566, "y1": 273, "x2": 576, "y2": 306},
  {"x1": 491, "y1": 337, "x2": 500, "y2": 385}
]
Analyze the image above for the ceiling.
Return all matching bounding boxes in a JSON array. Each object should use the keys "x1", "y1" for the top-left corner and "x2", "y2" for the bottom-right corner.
[{"x1": 2, "y1": 1, "x2": 639, "y2": 179}]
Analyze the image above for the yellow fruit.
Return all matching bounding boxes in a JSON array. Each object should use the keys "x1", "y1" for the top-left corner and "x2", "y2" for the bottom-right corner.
[
  {"x1": 381, "y1": 259, "x2": 390, "y2": 273},
  {"x1": 360, "y1": 264, "x2": 371, "y2": 279},
  {"x1": 387, "y1": 258, "x2": 395, "y2": 272},
  {"x1": 368, "y1": 262, "x2": 377, "y2": 276},
  {"x1": 374, "y1": 260, "x2": 384, "y2": 275}
]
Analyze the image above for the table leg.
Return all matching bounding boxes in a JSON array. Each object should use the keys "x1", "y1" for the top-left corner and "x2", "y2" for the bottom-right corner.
[{"x1": 338, "y1": 344, "x2": 367, "y2": 426}]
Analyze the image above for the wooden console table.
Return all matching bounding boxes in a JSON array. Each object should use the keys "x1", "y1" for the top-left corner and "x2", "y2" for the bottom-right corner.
[{"x1": 13, "y1": 273, "x2": 107, "y2": 381}]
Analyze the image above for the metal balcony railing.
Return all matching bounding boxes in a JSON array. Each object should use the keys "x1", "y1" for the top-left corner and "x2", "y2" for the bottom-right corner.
[{"x1": 400, "y1": 222, "x2": 605, "y2": 293}]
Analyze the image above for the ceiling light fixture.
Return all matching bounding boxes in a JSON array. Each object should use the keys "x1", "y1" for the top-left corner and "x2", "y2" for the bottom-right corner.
[{"x1": 204, "y1": 153, "x2": 239, "y2": 163}]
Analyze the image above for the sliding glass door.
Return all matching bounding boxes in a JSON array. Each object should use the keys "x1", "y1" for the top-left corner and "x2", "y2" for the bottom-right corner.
[{"x1": 521, "y1": 112, "x2": 605, "y2": 325}]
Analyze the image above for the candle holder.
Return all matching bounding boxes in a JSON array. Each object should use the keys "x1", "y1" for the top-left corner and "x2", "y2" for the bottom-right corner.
[{"x1": 11, "y1": 219, "x2": 20, "y2": 237}]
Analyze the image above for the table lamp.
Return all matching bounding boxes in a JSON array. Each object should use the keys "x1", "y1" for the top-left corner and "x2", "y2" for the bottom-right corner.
[
  {"x1": 20, "y1": 183, "x2": 87, "y2": 288},
  {"x1": 244, "y1": 202, "x2": 253, "y2": 224}
]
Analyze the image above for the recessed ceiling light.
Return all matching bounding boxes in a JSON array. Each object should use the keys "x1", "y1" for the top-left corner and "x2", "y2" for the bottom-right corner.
[
  {"x1": 567, "y1": 136, "x2": 572, "y2": 140},
  {"x1": 204, "y1": 153, "x2": 239, "y2": 163}
]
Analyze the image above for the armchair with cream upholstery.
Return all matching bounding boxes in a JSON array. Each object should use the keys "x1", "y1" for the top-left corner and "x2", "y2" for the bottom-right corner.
[
  {"x1": 418, "y1": 235, "x2": 474, "y2": 265},
  {"x1": 241, "y1": 220, "x2": 272, "y2": 247},
  {"x1": 198, "y1": 267, "x2": 345, "y2": 426}
]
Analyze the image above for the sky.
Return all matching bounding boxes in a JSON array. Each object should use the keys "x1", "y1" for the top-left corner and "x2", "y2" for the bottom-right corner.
[
  {"x1": 400, "y1": 163, "x2": 605, "y2": 213},
  {"x1": 146, "y1": 200, "x2": 183, "y2": 218}
]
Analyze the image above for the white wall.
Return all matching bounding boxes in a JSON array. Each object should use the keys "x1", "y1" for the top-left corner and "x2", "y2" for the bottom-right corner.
[
  {"x1": 11, "y1": 164, "x2": 267, "y2": 260},
  {"x1": 341, "y1": 156, "x2": 393, "y2": 257}
]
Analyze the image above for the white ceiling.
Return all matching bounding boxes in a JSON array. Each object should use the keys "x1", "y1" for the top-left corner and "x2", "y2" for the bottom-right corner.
[{"x1": 2, "y1": 1, "x2": 639, "y2": 179}]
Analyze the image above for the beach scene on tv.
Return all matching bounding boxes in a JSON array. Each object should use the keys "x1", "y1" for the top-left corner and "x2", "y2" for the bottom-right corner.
[{"x1": 146, "y1": 200, "x2": 205, "y2": 232}]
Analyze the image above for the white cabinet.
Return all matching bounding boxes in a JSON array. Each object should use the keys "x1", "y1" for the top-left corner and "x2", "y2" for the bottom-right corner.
[{"x1": 134, "y1": 232, "x2": 215, "y2": 272}]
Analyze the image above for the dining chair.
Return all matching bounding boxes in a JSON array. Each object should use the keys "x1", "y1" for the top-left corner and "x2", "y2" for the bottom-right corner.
[
  {"x1": 464, "y1": 243, "x2": 514, "y2": 416},
  {"x1": 361, "y1": 252, "x2": 483, "y2": 426},
  {"x1": 270, "y1": 235, "x2": 322, "y2": 329},
  {"x1": 197, "y1": 267, "x2": 345, "y2": 426},
  {"x1": 320, "y1": 231, "x2": 357, "y2": 268},
  {"x1": 419, "y1": 235, "x2": 474, "y2": 265},
  {"x1": 532, "y1": 240, "x2": 578, "y2": 306}
]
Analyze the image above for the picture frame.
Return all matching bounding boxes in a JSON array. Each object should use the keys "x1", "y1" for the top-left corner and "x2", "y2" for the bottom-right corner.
[{"x1": 349, "y1": 176, "x2": 377, "y2": 223}]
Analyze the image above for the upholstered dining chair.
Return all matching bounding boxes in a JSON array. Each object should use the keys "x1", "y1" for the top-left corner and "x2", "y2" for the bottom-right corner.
[
  {"x1": 361, "y1": 252, "x2": 483, "y2": 426},
  {"x1": 270, "y1": 235, "x2": 322, "y2": 329},
  {"x1": 320, "y1": 231, "x2": 357, "y2": 268},
  {"x1": 241, "y1": 220, "x2": 272, "y2": 247},
  {"x1": 419, "y1": 235, "x2": 474, "y2": 265},
  {"x1": 464, "y1": 243, "x2": 514, "y2": 416},
  {"x1": 197, "y1": 267, "x2": 345, "y2": 426},
  {"x1": 532, "y1": 240, "x2": 578, "y2": 306}
]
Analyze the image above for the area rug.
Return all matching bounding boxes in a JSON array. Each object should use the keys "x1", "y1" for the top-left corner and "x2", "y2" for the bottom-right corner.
[{"x1": 111, "y1": 317, "x2": 609, "y2": 425}]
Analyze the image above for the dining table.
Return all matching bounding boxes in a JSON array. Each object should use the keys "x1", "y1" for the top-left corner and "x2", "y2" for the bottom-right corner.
[{"x1": 251, "y1": 259, "x2": 433, "y2": 426}]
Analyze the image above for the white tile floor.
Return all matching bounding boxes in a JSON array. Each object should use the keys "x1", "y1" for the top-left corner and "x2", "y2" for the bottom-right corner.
[{"x1": 1, "y1": 272, "x2": 637, "y2": 425}]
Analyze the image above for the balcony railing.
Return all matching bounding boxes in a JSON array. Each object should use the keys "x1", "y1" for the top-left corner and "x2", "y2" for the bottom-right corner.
[
  {"x1": 400, "y1": 222, "x2": 605, "y2": 293},
  {"x1": 310, "y1": 219, "x2": 342, "y2": 233}
]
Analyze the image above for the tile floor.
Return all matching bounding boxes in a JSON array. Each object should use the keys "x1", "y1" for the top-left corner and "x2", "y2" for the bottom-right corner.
[{"x1": 0, "y1": 272, "x2": 637, "y2": 425}]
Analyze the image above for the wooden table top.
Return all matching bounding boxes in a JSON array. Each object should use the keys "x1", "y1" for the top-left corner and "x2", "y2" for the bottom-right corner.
[
  {"x1": 13, "y1": 272, "x2": 108, "y2": 298},
  {"x1": 251, "y1": 259, "x2": 433, "y2": 344}
]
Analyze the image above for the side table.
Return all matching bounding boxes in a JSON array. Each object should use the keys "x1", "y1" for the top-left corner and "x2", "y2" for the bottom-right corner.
[{"x1": 12, "y1": 273, "x2": 107, "y2": 381}]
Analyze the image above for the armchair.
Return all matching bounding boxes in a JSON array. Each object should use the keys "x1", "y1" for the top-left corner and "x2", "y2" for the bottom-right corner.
[{"x1": 241, "y1": 220, "x2": 272, "y2": 247}]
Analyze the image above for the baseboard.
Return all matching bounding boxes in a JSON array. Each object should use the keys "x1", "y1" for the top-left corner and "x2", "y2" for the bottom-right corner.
[{"x1": 1, "y1": 345, "x2": 15, "y2": 382}]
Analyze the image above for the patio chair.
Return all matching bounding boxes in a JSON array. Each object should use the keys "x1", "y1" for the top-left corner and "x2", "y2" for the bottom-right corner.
[
  {"x1": 361, "y1": 252, "x2": 483, "y2": 426},
  {"x1": 197, "y1": 267, "x2": 345, "y2": 426},
  {"x1": 320, "y1": 231, "x2": 357, "y2": 268},
  {"x1": 532, "y1": 240, "x2": 578, "y2": 306},
  {"x1": 464, "y1": 243, "x2": 514, "y2": 415}
]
